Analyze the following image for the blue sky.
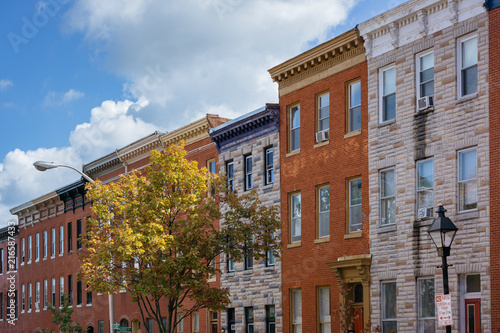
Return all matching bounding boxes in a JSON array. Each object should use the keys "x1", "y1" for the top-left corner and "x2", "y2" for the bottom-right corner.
[{"x1": 0, "y1": 0, "x2": 404, "y2": 227}]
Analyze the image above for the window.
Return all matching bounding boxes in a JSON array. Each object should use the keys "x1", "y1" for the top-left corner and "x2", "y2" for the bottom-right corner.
[
  {"x1": 21, "y1": 284, "x2": 25, "y2": 312},
  {"x1": 418, "y1": 278, "x2": 435, "y2": 333},
  {"x1": 68, "y1": 222, "x2": 73, "y2": 253},
  {"x1": 28, "y1": 235, "x2": 32, "y2": 262},
  {"x1": 266, "y1": 305, "x2": 276, "y2": 333},
  {"x1": 459, "y1": 36, "x2": 478, "y2": 97},
  {"x1": 289, "y1": 104, "x2": 300, "y2": 152},
  {"x1": 348, "y1": 81, "x2": 361, "y2": 132},
  {"x1": 226, "y1": 161, "x2": 234, "y2": 192},
  {"x1": 318, "y1": 287, "x2": 331, "y2": 333},
  {"x1": 317, "y1": 92, "x2": 329, "y2": 132},
  {"x1": 192, "y1": 312, "x2": 200, "y2": 332},
  {"x1": 77, "y1": 281, "x2": 82, "y2": 306},
  {"x1": 458, "y1": 148, "x2": 477, "y2": 211},
  {"x1": 98, "y1": 321, "x2": 104, "y2": 333},
  {"x1": 380, "y1": 66, "x2": 396, "y2": 122},
  {"x1": 265, "y1": 147, "x2": 274, "y2": 185},
  {"x1": 35, "y1": 233, "x2": 39, "y2": 261},
  {"x1": 59, "y1": 226, "x2": 64, "y2": 254},
  {"x1": 227, "y1": 308, "x2": 236, "y2": 333},
  {"x1": 291, "y1": 289, "x2": 302, "y2": 333},
  {"x1": 207, "y1": 159, "x2": 216, "y2": 197},
  {"x1": 77, "y1": 220, "x2": 82, "y2": 250},
  {"x1": 60, "y1": 276, "x2": 64, "y2": 306},
  {"x1": 177, "y1": 314, "x2": 184, "y2": 332},
  {"x1": 380, "y1": 168, "x2": 396, "y2": 225},
  {"x1": 21, "y1": 238, "x2": 25, "y2": 263},
  {"x1": 28, "y1": 283, "x2": 32, "y2": 311},
  {"x1": 14, "y1": 244, "x2": 18, "y2": 271},
  {"x1": 382, "y1": 282, "x2": 397, "y2": 333},
  {"x1": 244, "y1": 242, "x2": 253, "y2": 270},
  {"x1": 51, "y1": 228, "x2": 55, "y2": 257},
  {"x1": 43, "y1": 230, "x2": 47, "y2": 258},
  {"x1": 348, "y1": 178, "x2": 362, "y2": 232},
  {"x1": 35, "y1": 281, "x2": 40, "y2": 311},
  {"x1": 86, "y1": 284, "x2": 92, "y2": 305},
  {"x1": 290, "y1": 193, "x2": 301, "y2": 243},
  {"x1": 0, "y1": 248, "x2": 3, "y2": 274},
  {"x1": 417, "y1": 159, "x2": 433, "y2": 216},
  {"x1": 68, "y1": 275, "x2": 73, "y2": 304},
  {"x1": 245, "y1": 307, "x2": 254, "y2": 333},
  {"x1": 317, "y1": 185, "x2": 330, "y2": 238},
  {"x1": 51, "y1": 278, "x2": 56, "y2": 306},
  {"x1": 245, "y1": 155, "x2": 253, "y2": 191},
  {"x1": 43, "y1": 279, "x2": 48, "y2": 309},
  {"x1": 417, "y1": 52, "x2": 434, "y2": 99},
  {"x1": 227, "y1": 238, "x2": 234, "y2": 273},
  {"x1": 266, "y1": 232, "x2": 275, "y2": 267}
]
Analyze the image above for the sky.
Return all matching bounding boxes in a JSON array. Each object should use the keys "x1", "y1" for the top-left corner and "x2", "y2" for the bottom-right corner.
[{"x1": 0, "y1": 0, "x2": 406, "y2": 227}]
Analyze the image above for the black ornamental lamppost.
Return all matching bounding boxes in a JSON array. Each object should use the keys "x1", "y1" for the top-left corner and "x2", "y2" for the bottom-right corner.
[{"x1": 427, "y1": 205, "x2": 458, "y2": 333}]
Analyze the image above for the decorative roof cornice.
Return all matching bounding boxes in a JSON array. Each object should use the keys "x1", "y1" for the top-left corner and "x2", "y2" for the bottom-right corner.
[
  {"x1": 10, "y1": 191, "x2": 59, "y2": 217},
  {"x1": 209, "y1": 104, "x2": 279, "y2": 152},
  {"x1": 83, "y1": 151, "x2": 122, "y2": 179},
  {"x1": 55, "y1": 179, "x2": 87, "y2": 202},
  {"x1": 160, "y1": 114, "x2": 230, "y2": 147},
  {"x1": 0, "y1": 226, "x2": 18, "y2": 241},
  {"x1": 268, "y1": 29, "x2": 364, "y2": 86},
  {"x1": 117, "y1": 131, "x2": 165, "y2": 164}
]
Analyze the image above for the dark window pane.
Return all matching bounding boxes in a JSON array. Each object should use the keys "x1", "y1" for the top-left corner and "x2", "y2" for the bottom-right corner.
[{"x1": 383, "y1": 93, "x2": 396, "y2": 121}]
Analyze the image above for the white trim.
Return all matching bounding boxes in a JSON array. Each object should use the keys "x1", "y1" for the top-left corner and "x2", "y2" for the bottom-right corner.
[
  {"x1": 378, "y1": 65, "x2": 396, "y2": 123},
  {"x1": 457, "y1": 34, "x2": 478, "y2": 98},
  {"x1": 415, "y1": 50, "x2": 435, "y2": 110},
  {"x1": 457, "y1": 147, "x2": 478, "y2": 212}
]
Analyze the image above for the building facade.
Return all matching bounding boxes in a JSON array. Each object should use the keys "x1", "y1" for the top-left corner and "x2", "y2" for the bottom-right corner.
[
  {"x1": 268, "y1": 29, "x2": 370, "y2": 333},
  {"x1": 358, "y1": 0, "x2": 490, "y2": 331},
  {"x1": 210, "y1": 104, "x2": 282, "y2": 333}
]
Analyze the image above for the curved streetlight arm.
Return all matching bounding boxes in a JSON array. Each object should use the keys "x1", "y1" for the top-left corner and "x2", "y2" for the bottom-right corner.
[{"x1": 33, "y1": 161, "x2": 94, "y2": 183}]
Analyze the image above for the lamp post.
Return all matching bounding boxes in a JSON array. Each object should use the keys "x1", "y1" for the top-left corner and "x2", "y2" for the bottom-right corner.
[
  {"x1": 33, "y1": 161, "x2": 116, "y2": 333},
  {"x1": 427, "y1": 205, "x2": 458, "y2": 333}
]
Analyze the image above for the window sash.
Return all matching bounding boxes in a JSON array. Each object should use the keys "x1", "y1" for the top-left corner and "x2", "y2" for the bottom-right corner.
[
  {"x1": 59, "y1": 226, "x2": 64, "y2": 254},
  {"x1": 382, "y1": 282, "x2": 397, "y2": 333},
  {"x1": 291, "y1": 289, "x2": 302, "y2": 331},
  {"x1": 266, "y1": 147, "x2": 274, "y2": 185},
  {"x1": 51, "y1": 228, "x2": 55, "y2": 256},
  {"x1": 348, "y1": 81, "x2": 361, "y2": 132},
  {"x1": 318, "y1": 287, "x2": 331, "y2": 326},
  {"x1": 21, "y1": 238, "x2": 25, "y2": 263},
  {"x1": 193, "y1": 312, "x2": 200, "y2": 332},
  {"x1": 43, "y1": 279, "x2": 48, "y2": 308},
  {"x1": 418, "y1": 278, "x2": 435, "y2": 333},
  {"x1": 318, "y1": 186, "x2": 330, "y2": 238},
  {"x1": 318, "y1": 93, "x2": 329, "y2": 131},
  {"x1": 380, "y1": 169, "x2": 396, "y2": 225},
  {"x1": 43, "y1": 231, "x2": 47, "y2": 258},
  {"x1": 35, "y1": 233, "x2": 39, "y2": 261},
  {"x1": 226, "y1": 162, "x2": 234, "y2": 191},
  {"x1": 28, "y1": 236, "x2": 32, "y2": 261},
  {"x1": 460, "y1": 36, "x2": 478, "y2": 96},
  {"x1": 417, "y1": 159, "x2": 434, "y2": 210},
  {"x1": 418, "y1": 52, "x2": 435, "y2": 98},
  {"x1": 349, "y1": 178, "x2": 362, "y2": 232},
  {"x1": 458, "y1": 149, "x2": 477, "y2": 211},
  {"x1": 245, "y1": 155, "x2": 253, "y2": 191},
  {"x1": 290, "y1": 193, "x2": 301, "y2": 242},
  {"x1": 290, "y1": 105, "x2": 300, "y2": 151},
  {"x1": 380, "y1": 67, "x2": 396, "y2": 122}
]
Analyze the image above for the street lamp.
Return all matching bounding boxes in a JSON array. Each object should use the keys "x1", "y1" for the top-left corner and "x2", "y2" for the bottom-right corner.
[
  {"x1": 427, "y1": 205, "x2": 458, "y2": 333},
  {"x1": 33, "y1": 161, "x2": 116, "y2": 332}
]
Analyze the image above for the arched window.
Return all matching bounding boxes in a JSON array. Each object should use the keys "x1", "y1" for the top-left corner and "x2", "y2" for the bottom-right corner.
[
  {"x1": 120, "y1": 319, "x2": 130, "y2": 327},
  {"x1": 87, "y1": 327, "x2": 94, "y2": 333}
]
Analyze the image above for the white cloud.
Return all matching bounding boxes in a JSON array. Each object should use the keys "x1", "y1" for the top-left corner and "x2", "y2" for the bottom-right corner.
[
  {"x1": 44, "y1": 89, "x2": 85, "y2": 106},
  {"x1": 63, "y1": 0, "x2": 355, "y2": 129},
  {"x1": 0, "y1": 98, "x2": 158, "y2": 226},
  {"x1": 0, "y1": 79, "x2": 13, "y2": 91}
]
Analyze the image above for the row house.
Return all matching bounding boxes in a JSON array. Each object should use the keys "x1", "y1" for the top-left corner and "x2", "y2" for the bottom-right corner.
[
  {"x1": 358, "y1": 0, "x2": 490, "y2": 332},
  {"x1": 209, "y1": 104, "x2": 282, "y2": 333},
  {"x1": 268, "y1": 28, "x2": 370, "y2": 333}
]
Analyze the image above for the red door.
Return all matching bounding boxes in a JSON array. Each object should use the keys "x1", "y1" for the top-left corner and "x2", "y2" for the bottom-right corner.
[
  {"x1": 353, "y1": 307, "x2": 364, "y2": 333},
  {"x1": 465, "y1": 299, "x2": 481, "y2": 333},
  {"x1": 211, "y1": 323, "x2": 218, "y2": 333}
]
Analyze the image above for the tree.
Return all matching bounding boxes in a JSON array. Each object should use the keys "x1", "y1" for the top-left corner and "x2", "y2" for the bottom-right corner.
[
  {"x1": 80, "y1": 142, "x2": 282, "y2": 333},
  {"x1": 42, "y1": 293, "x2": 83, "y2": 333}
]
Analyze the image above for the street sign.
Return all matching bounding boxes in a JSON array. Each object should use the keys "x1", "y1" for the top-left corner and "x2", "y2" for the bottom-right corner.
[{"x1": 436, "y1": 294, "x2": 453, "y2": 326}]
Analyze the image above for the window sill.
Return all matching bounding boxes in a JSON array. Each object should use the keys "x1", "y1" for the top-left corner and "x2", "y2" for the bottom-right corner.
[
  {"x1": 264, "y1": 266, "x2": 276, "y2": 272},
  {"x1": 455, "y1": 210, "x2": 479, "y2": 221},
  {"x1": 456, "y1": 92, "x2": 477, "y2": 104},
  {"x1": 86, "y1": 303, "x2": 92, "y2": 307},
  {"x1": 314, "y1": 140, "x2": 329, "y2": 148},
  {"x1": 344, "y1": 231, "x2": 362, "y2": 239},
  {"x1": 287, "y1": 241, "x2": 302, "y2": 249},
  {"x1": 286, "y1": 150, "x2": 301, "y2": 158},
  {"x1": 344, "y1": 130, "x2": 361, "y2": 139},
  {"x1": 377, "y1": 224, "x2": 397, "y2": 233},
  {"x1": 377, "y1": 119, "x2": 396, "y2": 128},
  {"x1": 314, "y1": 236, "x2": 330, "y2": 244},
  {"x1": 243, "y1": 269, "x2": 253, "y2": 275}
]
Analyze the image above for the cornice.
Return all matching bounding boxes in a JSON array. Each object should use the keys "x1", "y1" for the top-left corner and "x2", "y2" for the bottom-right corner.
[
  {"x1": 10, "y1": 191, "x2": 59, "y2": 217},
  {"x1": 83, "y1": 151, "x2": 122, "y2": 179},
  {"x1": 160, "y1": 114, "x2": 230, "y2": 147},
  {"x1": 117, "y1": 131, "x2": 165, "y2": 164},
  {"x1": 268, "y1": 29, "x2": 364, "y2": 85}
]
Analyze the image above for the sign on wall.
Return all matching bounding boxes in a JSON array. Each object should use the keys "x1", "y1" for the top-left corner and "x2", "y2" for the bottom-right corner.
[{"x1": 436, "y1": 294, "x2": 453, "y2": 326}]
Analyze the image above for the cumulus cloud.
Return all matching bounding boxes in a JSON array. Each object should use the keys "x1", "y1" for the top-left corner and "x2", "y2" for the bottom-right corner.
[
  {"x1": 63, "y1": 0, "x2": 355, "y2": 129},
  {"x1": 44, "y1": 89, "x2": 85, "y2": 106},
  {"x1": 0, "y1": 98, "x2": 158, "y2": 226},
  {"x1": 0, "y1": 79, "x2": 13, "y2": 91}
]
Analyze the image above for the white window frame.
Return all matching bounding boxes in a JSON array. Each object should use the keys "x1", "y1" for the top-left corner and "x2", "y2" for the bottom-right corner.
[
  {"x1": 51, "y1": 278, "x2": 56, "y2": 306},
  {"x1": 177, "y1": 314, "x2": 184, "y2": 332},
  {"x1": 317, "y1": 185, "x2": 330, "y2": 238},
  {"x1": 381, "y1": 281, "x2": 397, "y2": 333},
  {"x1": 458, "y1": 148, "x2": 478, "y2": 212},
  {"x1": 21, "y1": 238, "x2": 25, "y2": 264},
  {"x1": 28, "y1": 283, "x2": 32, "y2": 312},
  {"x1": 35, "y1": 233, "x2": 39, "y2": 261},
  {"x1": 245, "y1": 155, "x2": 253, "y2": 191},
  {"x1": 35, "y1": 281, "x2": 40, "y2": 311},
  {"x1": 21, "y1": 284, "x2": 25, "y2": 313},
  {"x1": 416, "y1": 50, "x2": 435, "y2": 100},
  {"x1": 59, "y1": 226, "x2": 64, "y2": 255},
  {"x1": 43, "y1": 279, "x2": 48, "y2": 309},
  {"x1": 290, "y1": 192, "x2": 301, "y2": 243},
  {"x1": 348, "y1": 80, "x2": 362, "y2": 133},
  {"x1": 28, "y1": 235, "x2": 32, "y2": 263},
  {"x1": 457, "y1": 34, "x2": 478, "y2": 98},
  {"x1": 265, "y1": 147, "x2": 274, "y2": 185},
  {"x1": 43, "y1": 230, "x2": 47, "y2": 258},
  {"x1": 318, "y1": 287, "x2": 331, "y2": 332},
  {"x1": 291, "y1": 289, "x2": 302, "y2": 333},
  {"x1": 379, "y1": 65, "x2": 396, "y2": 123},
  {"x1": 348, "y1": 177, "x2": 362, "y2": 233},
  {"x1": 51, "y1": 228, "x2": 55, "y2": 257},
  {"x1": 289, "y1": 104, "x2": 300, "y2": 152},
  {"x1": 317, "y1": 92, "x2": 330, "y2": 132},
  {"x1": 192, "y1": 312, "x2": 200, "y2": 333},
  {"x1": 60, "y1": 276, "x2": 64, "y2": 307},
  {"x1": 416, "y1": 158, "x2": 434, "y2": 217},
  {"x1": 417, "y1": 277, "x2": 436, "y2": 333},
  {"x1": 226, "y1": 161, "x2": 234, "y2": 192},
  {"x1": 380, "y1": 168, "x2": 396, "y2": 226}
]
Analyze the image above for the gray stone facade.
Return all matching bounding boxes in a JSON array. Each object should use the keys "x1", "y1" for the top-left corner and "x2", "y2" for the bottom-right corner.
[
  {"x1": 210, "y1": 105, "x2": 282, "y2": 333},
  {"x1": 359, "y1": 0, "x2": 490, "y2": 332}
]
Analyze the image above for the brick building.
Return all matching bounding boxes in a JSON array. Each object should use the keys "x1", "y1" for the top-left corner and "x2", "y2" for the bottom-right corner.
[
  {"x1": 358, "y1": 0, "x2": 490, "y2": 331},
  {"x1": 268, "y1": 29, "x2": 370, "y2": 333},
  {"x1": 209, "y1": 104, "x2": 282, "y2": 333},
  {"x1": 0, "y1": 225, "x2": 19, "y2": 333}
]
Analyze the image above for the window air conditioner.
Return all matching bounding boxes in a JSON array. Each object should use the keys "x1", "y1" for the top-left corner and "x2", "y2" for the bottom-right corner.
[
  {"x1": 417, "y1": 207, "x2": 433, "y2": 219},
  {"x1": 315, "y1": 129, "x2": 329, "y2": 143},
  {"x1": 418, "y1": 95, "x2": 434, "y2": 111}
]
